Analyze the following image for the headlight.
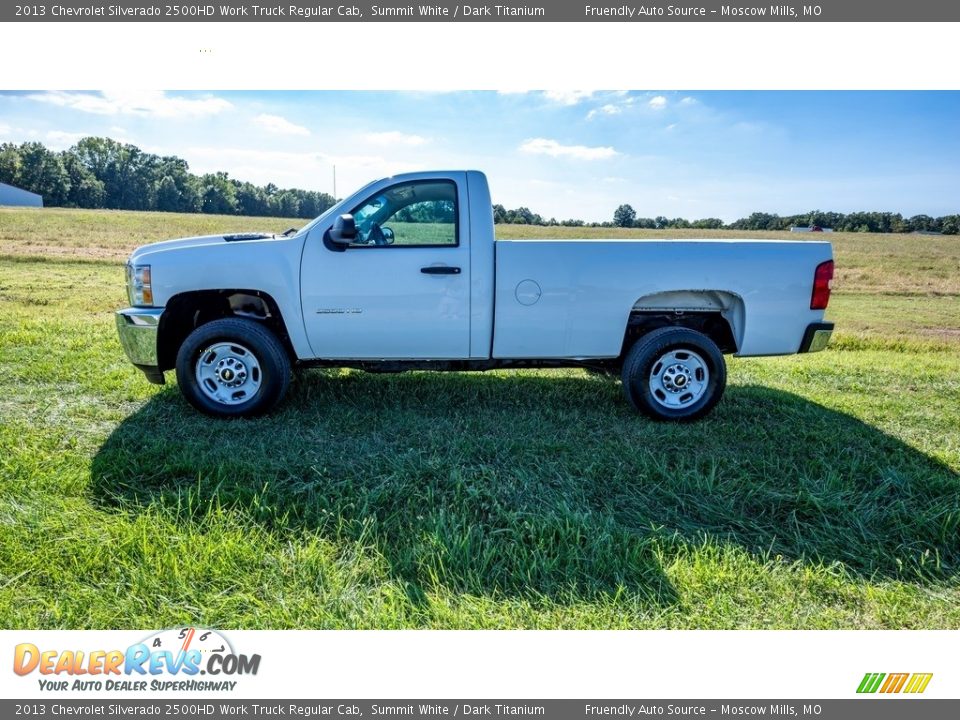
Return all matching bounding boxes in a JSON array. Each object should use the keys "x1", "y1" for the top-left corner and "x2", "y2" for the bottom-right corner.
[{"x1": 126, "y1": 263, "x2": 153, "y2": 306}]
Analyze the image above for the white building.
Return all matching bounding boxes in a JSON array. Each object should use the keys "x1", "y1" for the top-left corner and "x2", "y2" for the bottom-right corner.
[
  {"x1": 790, "y1": 225, "x2": 833, "y2": 233},
  {"x1": 0, "y1": 182, "x2": 43, "y2": 207}
]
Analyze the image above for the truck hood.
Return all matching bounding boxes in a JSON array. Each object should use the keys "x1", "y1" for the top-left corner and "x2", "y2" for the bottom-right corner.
[{"x1": 130, "y1": 232, "x2": 281, "y2": 260}]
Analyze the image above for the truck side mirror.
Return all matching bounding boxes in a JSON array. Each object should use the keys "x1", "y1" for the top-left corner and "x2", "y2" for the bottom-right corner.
[{"x1": 329, "y1": 214, "x2": 357, "y2": 244}]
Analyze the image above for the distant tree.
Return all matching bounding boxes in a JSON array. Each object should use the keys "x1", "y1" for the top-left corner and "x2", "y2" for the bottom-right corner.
[
  {"x1": 507, "y1": 207, "x2": 540, "y2": 225},
  {"x1": 200, "y1": 172, "x2": 238, "y2": 215},
  {"x1": 235, "y1": 181, "x2": 269, "y2": 216},
  {"x1": 297, "y1": 191, "x2": 321, "y2": 218},
  {"x1": 691, "y1": 218, "x2": 724, "y2": 229},
  {"x1": 613, "y1": 203, "x2": 636, "y2": 228},
  {"x1": 180, "y1": 177, "x2": 203, "y2": 213},
  {"x1": 272, "y1": 190, "x2": 300, "y2": 218},
  {"x1": 70, "y1": 137, "x2": 159, "y2": 210},
  {"x1": 306, "y1": 190, "x2": 335, "y2": 218},
  {"x1": 0, "y1": 143, "x2": 23, "y2": 186},
  {"x1": 940, "y1": 215, "x2": 959, "y2": 235},
  {"x1": 908, "y1": 214, "x2": 937, "y2": 232},
  {"x1": 155, "y1": 176, "x2": 181, "y2": 212},
  {"x1": 803, "y1": 210, "x2": 845, "y2": 230},
  {"x1": 17, "y1": 142, "x2": 70, "y2": 205},
  {"x1": 71, "y1": 137, "x2": 121, "y2": 207},
  {"x1": 61, "y1": 152, "x2": 105, "y2": 208},
  {"x1": 72, "y1": 176, "x2": 106, "y2": 208},
  {"x1": 730, "y1": 212, "x2": 782, "y2": 231},
  {"x1": 154, "y1": 155, "x2": 200, "y2": 212},
  {"x1": 71, "y1": 137, "x2": 113, "y2": 178},
  {"x1": 889, "y1": 214, "x2": 910, "y2": 234}
]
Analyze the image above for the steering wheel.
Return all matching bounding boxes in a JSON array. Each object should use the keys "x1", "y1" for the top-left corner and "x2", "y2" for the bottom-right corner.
[{"x1": 367, "y1": 223, "x2": 394, "y2": 246}]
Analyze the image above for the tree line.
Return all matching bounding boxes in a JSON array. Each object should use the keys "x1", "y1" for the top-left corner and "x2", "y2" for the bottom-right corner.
[
  {"x1": 0, "y1": 138, "x2": 336, "y2": 219},
  {"x1": 490, "y1": 202, "x2": 959, "y2": 235},
  {"x1": 1, "y1": 137, "x2": 956, "y2": 233},
  {"x1": 610, "y1": 204, "x2": 959, "y2": 235}
]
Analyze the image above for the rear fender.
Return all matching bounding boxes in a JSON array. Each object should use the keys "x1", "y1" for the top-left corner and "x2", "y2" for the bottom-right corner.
[{"x1": 631, "y1": 290, "x2": 745, "y2": 352}]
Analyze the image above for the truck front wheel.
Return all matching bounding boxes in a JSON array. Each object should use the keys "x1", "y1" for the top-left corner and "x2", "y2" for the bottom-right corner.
[
  {"x1": 175, "y1": 318, "x2": 291, "y2": 418},
  {"x1": 621, "y1": 327, "x2": 726, "y2": 421}
]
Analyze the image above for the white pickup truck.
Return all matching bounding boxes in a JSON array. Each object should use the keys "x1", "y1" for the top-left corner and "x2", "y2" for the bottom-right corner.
[{"x1": 116, "y1": 170, "x2": 834, "y2": 421}]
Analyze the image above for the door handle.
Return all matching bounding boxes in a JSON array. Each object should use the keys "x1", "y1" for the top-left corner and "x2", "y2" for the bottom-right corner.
[{"x1": 421, "y1": 266, "x2": 461, "y2": 275}]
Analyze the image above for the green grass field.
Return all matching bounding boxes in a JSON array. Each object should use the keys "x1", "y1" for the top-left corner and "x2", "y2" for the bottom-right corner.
[{"x1": 1, "y1": 206, "x2": 958, "y2": 629}]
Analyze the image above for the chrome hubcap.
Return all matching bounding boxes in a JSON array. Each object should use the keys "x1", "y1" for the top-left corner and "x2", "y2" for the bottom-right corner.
[
  {"x1": 195, "y1": 342, "x2": 262, "y2": 406},
  {"x1": 214, "y1": 356, "x2": 247, "y2": 387},
  {"x1": 649, "y1": 349, "x2": 709, "y2": 409}
]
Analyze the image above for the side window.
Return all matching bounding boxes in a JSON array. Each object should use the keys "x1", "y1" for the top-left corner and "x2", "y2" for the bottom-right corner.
[{"x1": 349, "y1": 180, "x2": 458, "y2": 247}]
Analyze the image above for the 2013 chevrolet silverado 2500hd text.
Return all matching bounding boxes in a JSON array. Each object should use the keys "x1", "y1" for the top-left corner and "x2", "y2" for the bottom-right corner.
[{"x1": 115, "y1": 171, "x2": 835, "y2": 421}]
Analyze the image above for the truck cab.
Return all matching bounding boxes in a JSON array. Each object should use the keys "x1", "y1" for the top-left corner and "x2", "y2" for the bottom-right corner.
[{"x1": 299, "y1": 171, "x2": 495, "y2": 360}]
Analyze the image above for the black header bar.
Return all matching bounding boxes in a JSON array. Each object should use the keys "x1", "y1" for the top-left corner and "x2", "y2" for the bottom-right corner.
[{"x1": 5, "y1": 0, "x2": 960, "y2": 22}]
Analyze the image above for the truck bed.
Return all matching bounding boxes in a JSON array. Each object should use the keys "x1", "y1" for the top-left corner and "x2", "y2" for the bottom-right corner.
[{"x1": 491, "y1": 238, "x2": 833, "y2": 359}]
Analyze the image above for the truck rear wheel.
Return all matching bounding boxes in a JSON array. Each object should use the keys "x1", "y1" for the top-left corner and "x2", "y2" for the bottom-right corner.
[
  {"x1": 621, "y1": 327, "x2": 726, "y2": 421},
  {"x1": 175, "y1": 318, "x2": 291, "y2": 418}
]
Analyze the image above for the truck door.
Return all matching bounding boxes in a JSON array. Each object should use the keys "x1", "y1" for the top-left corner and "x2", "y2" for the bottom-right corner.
[{"x1": 300, "y1": 176, "x2": 471, "y2": 359}]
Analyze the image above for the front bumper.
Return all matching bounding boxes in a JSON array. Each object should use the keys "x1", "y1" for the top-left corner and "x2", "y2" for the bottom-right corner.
[
  {"x1": 799, "y1": 321, "x2": 834, "y2": 353},
  {"x1": 115, "y1": 307, "x2": 166, "y2": 384}
]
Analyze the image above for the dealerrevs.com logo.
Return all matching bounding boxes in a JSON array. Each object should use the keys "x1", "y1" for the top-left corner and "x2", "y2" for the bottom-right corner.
[
  {"x1": 857, "y1": 672, "x2": 933, "y2": 694},
  {"x1": 13, "y1": 628, "x2": 261, "y2": 693}
]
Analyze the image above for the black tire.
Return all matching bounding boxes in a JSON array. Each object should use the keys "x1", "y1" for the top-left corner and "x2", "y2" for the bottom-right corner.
[
  {"x1": 621, "y1": 326, "x2": 726, "y2": 421},
  {"x1": 175, "y1": 318, "x2": 291, "y2": 418}
]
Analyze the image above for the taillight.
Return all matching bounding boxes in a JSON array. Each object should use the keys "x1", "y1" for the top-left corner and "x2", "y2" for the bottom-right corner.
[{"x1": 811, "y1": 260, "x2": 834, "y2": 310}]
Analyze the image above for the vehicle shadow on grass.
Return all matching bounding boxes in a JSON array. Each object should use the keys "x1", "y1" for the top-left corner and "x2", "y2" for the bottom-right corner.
[{"x1": 90, "y1": 370, "x2": 960, "y2": 609}]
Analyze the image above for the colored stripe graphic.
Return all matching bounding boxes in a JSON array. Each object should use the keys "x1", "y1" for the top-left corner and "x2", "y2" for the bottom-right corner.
[
  {"x1": 880, "y1": 673, "x2": 909, "y2": 693},
  {"x1": 904, "y1": 674, "x2": 934, "y2": 694},
  {"x1": 857, "y1": 672, "x2": 932, "y2": 694},
  {"x1": 857, "y1": 673, "x2": 885, "y2": 693}
]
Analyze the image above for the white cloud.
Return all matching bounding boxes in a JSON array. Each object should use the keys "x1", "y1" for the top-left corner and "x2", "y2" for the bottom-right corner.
[
  {"x1": 519, "y1": 137, "x2": 619, "y2": 161},
  {"x1": 648, "y1": 96, "x2": 668, "y2": 110},
  {"x1": 180, "y1": 146, "x2": 425, "y2": 195},
  {"x1": 25, "y1": 90, "x2": 232, "y2": 118},
  {"x1": 543, "y1": 90, "x2": 595, "y2": 106},
  {"x1": 496, "y1": 90, "x2": 612, "y2": 107},
  {"x1": 0, "y1": 123, "x2": 11, "y2": 137},
  {"x1": 666, "y1": 123, "x2": 678, "y2": 131},
  {"x1": 44, "y1": 131, "x2": 88, "y2": 149},
  {"x1": 586, "y1": 104, "x2": 623, "y2": 120},
  {"x1": 362, "y1": 131, "x2": 428, "y2": 147},
  {"x1": 680, "y1": 96, "x2": 699, "y2": 105},
  {"x1": 253, "y1": 113, "x2": 310, "y2": 136}
]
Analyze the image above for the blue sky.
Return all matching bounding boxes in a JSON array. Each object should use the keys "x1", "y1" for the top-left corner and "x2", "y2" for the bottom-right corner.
[{"x1": 1, "y1": 90, "x2": 957, "y2": 222}]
